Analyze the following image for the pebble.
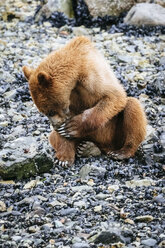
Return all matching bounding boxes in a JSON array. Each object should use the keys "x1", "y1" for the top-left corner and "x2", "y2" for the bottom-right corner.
[
  {"x1": 0, "y1": 201, "x2": 6, "y2": 212},
  {"x1": 125, "y1": 179, "x2": 155, "y2": 188},
  {"x1": 72, "y1": 243, "x2": 90, "y2": 248},
  {"x1": 153, "y1": 194, "x2": 165, "y2": 204},
  {"x1": 108, "y1": 184, "x2": 119, "y2": 192},
  {"x1": 60, "y1": 208, "x2": 78, "y2": 216},
  {"x1": 135, "y1": 215, "x2": 154, "y2": 222},
  {"x1": 141, "y1": 238, "x2": 157, "y2": 247},
  {"x1": 23, "y1": 180, "x2": 38, "y2": 189},
  {"x1": 94, "y1": 205, "x2": 102, "y2": 212},
  {"x1": 94, "y1": 231, "x2": 125, "y2": 245}
]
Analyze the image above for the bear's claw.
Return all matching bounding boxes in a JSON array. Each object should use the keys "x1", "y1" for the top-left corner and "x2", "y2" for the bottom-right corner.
[
  {"x1": 108, "y1": 152, "x2": 119, "y2": 159},
  {"x1": 54, "y1": 158, "x2": 69, "y2": 167},
  {"x1": 57, "y1": 125, "x2": 72, "y2": 139},
  {"x1": 77, "y1": 141, "x2": 91, "y2": 157},
  {"x1": 108, "y1": 151, "x2": 129, "y2": 160}
]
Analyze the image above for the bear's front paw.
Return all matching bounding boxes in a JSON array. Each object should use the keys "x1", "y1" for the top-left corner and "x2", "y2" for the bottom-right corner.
[{"x1": 57, "y1": 115, "x2": 82, "y2": 139}]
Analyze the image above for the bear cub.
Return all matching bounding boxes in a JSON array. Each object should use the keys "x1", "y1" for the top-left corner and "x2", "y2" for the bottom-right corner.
[{"x1": 23, "y1": 36, "x2": 147, "y2": 167}]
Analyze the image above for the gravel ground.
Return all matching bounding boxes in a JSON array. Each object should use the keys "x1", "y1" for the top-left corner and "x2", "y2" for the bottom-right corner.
[{"x1": 0, "y1": 1, "x2": 165, "y2": 247}]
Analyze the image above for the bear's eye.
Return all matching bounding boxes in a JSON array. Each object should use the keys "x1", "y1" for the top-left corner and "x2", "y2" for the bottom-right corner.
[{"x1": 47, "y1": 110, "x2": 56, "y2": 117}]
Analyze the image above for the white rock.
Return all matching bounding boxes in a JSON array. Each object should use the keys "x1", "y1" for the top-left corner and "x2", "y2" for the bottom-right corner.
[
  {"x1": 84, "y1": 0, "x2": 136, "y2": 17},
  {"x1": 0, "y1": 201, "x2": 6, "y2": 212},
  {"x1": 24, "y1": 180, "x2": 38, "y2": 189},
  {"x1": 0, "y1": 121, "x2": 9, "y2": 127},
  {"x1": 126, "y1": 178, "x2": 155, "y2": 188},
  {"x1": 124, "y1": 3, "x2": 165, "y2": 26},
  {"x1": 108, "y1": 184, "x2": 119, "y2": 193},
  {"x1": 94, "y1": 205, "x2": 102, "y2": 212}
]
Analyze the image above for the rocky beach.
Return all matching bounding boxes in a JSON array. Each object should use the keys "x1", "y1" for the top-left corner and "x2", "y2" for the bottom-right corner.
[{"x1": 0, "y1": 0, "x2": 165, "y2": 247}]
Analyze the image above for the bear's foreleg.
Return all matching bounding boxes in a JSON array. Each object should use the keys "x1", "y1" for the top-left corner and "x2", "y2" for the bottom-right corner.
[
  {"x1": 49, "y1": 130, "x2": 76, "y2": 166},
  {"x1": 57, "y1": 95, "x2": 127, "y2": 139}
]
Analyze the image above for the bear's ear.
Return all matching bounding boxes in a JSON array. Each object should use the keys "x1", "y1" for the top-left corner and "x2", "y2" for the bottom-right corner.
[
  {"x1": 37, "y1": 71, "x2": 51, "y2": 87},
  {"x1": 22, "y1": 66, "x2": 33, "y2": 80}
]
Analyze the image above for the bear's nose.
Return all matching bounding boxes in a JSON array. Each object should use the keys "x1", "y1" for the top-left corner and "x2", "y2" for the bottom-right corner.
[{"x1": 48, "y1": 115, "x2": 63, "y2": 130}]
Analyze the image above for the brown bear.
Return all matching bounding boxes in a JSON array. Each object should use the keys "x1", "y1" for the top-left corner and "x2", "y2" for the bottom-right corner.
[{"x1": 22, "y1": 36, "x2": 147, "y2": 167}]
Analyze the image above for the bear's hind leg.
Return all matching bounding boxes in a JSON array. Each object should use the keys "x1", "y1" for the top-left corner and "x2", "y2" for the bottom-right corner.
[
  {"x1": 49, "y1": 130, "x2": 76, "y2": 166},
  {"x1": 108, "y1": 97, "x2": 147, "y2": 160}
]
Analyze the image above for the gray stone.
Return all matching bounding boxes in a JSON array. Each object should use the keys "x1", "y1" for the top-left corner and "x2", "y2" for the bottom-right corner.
[
  {"x1": 124, "y1": 3, "x2": 165, "y2": 26},
  {"x1": 71, "y1": 185, "x2": 93, "y2": 193},
  {"x1": 84, "y1": 0, "x2": 136, "y2": 17},
  {"x1": 0, "y1": 201, "x2": 6, "y2": 212},
  {"x1": 29, "y1": 226, "x2": 40, "y2": 233},
  {"x1": 94, "y1": 230, "x2": 125, "y2": 245},
  {"x1": 35, "y1": 0, "x2": 74, "y2": 22},
  {"x1": 118, "y1": 55, "x2": 133, "y2": 63},
  {"x1": 141, "y1": 238, "x2": 157, "y2": 247},
  {"x1": 60, "y1": 208, "x2": 78, "y2": 216},
  {"x1": 0, "y1": 136, "x2": 53, "y2": 179},
  {"x1": 153, "y1": 194, "x2": 165, "y2": 204},
  {"x1": 72, "y1": 243, "x2": 90, "y2": 248},
  {"x1": 73, "y1": 200, "x2": 87, "y2": 209},
  {"x1": 160, "y1": 56, "x2": 165, "y2": 65},
  {"x1": 135, "y1": 215, "x2": 154, "y2": 222},
  {"x1": 159, "y1": 240, "x2": 165, "y2": 247},
  {"x1": 73, "y1": 27, "x2": 90, "y2": 37},
  {"x1": 79, "y1": 163, "x2": 106, "y2": 181},
  {"x1": 125, "y1": 178, "x2": 155, "y2": 188},
  {"x1": 48, "y1": 200, "x2": 66, "y2": 208},
  {"x1": 12, "y1": 236, "x2": 22, "y2": 242},
  {"x1": 54, "y1": 220, "x2": 64, "y2": 228}
]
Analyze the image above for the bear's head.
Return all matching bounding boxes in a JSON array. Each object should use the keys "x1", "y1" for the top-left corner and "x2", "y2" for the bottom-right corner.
[{"x1": 22, "y1": 66, "x2": 70, "y2": 129}]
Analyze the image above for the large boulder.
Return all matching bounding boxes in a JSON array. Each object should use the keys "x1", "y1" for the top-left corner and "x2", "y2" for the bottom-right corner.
[
  {"x1": 0, "y1": 136, "x2": 53, "y2": 180},
  {"x1": 124, "y1": 3, "x2": 165, "y2": 26},
  {"x1": 35, "y1": 0, "x2": 74, "y2": 21},
  {"x1": 84, "y1": 0, "x2": 135, "y2": 17}
]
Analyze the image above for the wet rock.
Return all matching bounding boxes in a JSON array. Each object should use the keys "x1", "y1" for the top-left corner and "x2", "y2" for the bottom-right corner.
[
  {"x1": 23, "y1": 180, "x2": 38, "y2": 189},
  {"x1": 84, "y1": 0, "x2": 136, "y2": 17},
  {"x1": 141, "y1": 238, "x2": 157, "y2": 247},
  {"x1": 71, "y1": 185, "x2": 93, "y2": 192},
  {"x1": 28, "y1": 225, "x2": 40, "y2": 233},
  {"x1": 48, "y1": 200, "x2": 66, "y2": 208},
  {"x1": 60, "y1": 208, "x2": 78, "y2": 216},
  {"x1": 108, "y1": 184, "x2": 119, "y2": 193},
  {"x1": 124, "y1": 3, "x2": 165, "y2": 26},
  {"x1": 135, "y1": 215, "x2": 154, "y2": 222},
  {"x1": 35, "y1": 0, "x2": 74, "y2": 22},
  {"x1": 159, "y1": 240, "x2": 165, "y2": 247},
  {"x1": 79, "y1": 163, "x2": 106, "y2": 181},
  {"x1": 0, "y1": 201, "x2": 6, "y2": 212},
  {"x1": 73, "y1": 26, "x2": 90, "y2": 36},
  {"x1": 153, "y1": 194, "x2": 165, "y2": 204},
  {"x1": 12, "y1": 236, "x2": 22, "y2": 242},
  {"x1": 94, "y1": 205, "x2": 102, "y2": 213},
  {"x1": 73, "y1": 200, "x2": 87, "y2": 209},
  {"x1": 72, "y1": 243, "x2": 89, "y2": 248},
  {"x1": 72, "y1": 242, "x2": 90, "y2": 248},
  {"x1": 54, "y1": 220, "x2": 64, "y2": 228},
  {"x1": 125, "y1": 178, "x2": 155, "y2": 188},
  {"x1": 160, "y1": 56, "x2": 165, "y2": 65},
  {"x1": 0, "y1": 136, "x2": 53, "y2": 179},
  {"x1": 94, "y1": 230, "x2": 125, "y2": 245}
]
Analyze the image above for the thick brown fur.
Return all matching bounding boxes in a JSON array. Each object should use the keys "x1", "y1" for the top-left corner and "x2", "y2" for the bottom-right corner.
[{"x1": 22, "y1": 36, "x2": 147, "y2": 166}]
